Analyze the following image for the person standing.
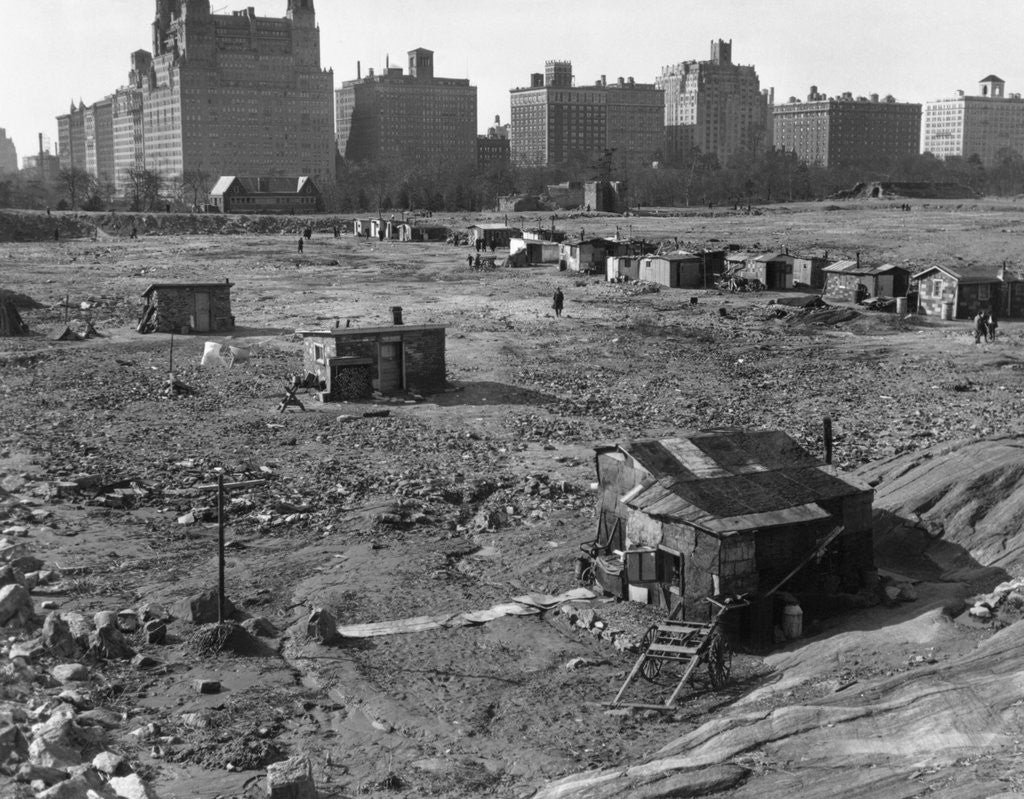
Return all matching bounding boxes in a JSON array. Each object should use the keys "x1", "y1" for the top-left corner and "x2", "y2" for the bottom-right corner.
[
  {"x1": 986, "y1": 308, "x2": 999, "y2": 342},
  {"x1": 974, "y1": 311, "x2": 987, "y2": 344},
  {"x1": 297, "y1": 237, "x2": 304, "y2": 253},
  {"x1": 553, "y1": 287, "x2": 564, "y2": 318}
]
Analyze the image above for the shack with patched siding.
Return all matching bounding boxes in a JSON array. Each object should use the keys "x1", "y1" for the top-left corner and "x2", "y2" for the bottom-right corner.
[
  {"x1": 298, "y1": 318, "x2": 447, "y2": 400},
  {"x1": 138, "y1": 281, "x2": 234, "y2": 334},
  {"x1": 591, "y1": 430, "x2": 874, "y2": 648},
  {"x1": 637, "y1": 251, "x2": 705, "y2": 288},
  {"x1": 792, "y1": 253, "x2": 829, "y2": 289},
  {"x1": 560, "y1": 236, "x2": 633, "y2": 272},
  {"x1": 510, "y1": 237, "x2": 561, "y2": 265},
  {"x1": 911, "y1": 263, "x2": 1024, "y2": 319},
  {"x1": 468, "y1": 223, "x2": 519, "y2": 249},
  {"x1": 822, "y1": 260, "x2": 910, "y2": 303},
  {"x1": 746, "y1": 252, "x2": 796, "y2": 290}
]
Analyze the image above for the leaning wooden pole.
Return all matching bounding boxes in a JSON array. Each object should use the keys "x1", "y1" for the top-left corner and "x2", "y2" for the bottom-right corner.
[{"x1": 217, "y1": 473, "x2": 226, "y2": 624}]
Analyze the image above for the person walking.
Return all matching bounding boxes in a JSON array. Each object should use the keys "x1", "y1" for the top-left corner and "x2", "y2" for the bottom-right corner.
[{"x1": 552, "y1": 287, "x2": 564, "y2": 318}]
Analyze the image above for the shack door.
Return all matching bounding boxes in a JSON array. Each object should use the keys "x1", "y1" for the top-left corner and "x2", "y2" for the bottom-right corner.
[
  {"x1": 194, "y1": 292, "x2": 212, "y2": 332},
  {"x1": 378, "y1": 342, "x2": 404, "y2": 393}
]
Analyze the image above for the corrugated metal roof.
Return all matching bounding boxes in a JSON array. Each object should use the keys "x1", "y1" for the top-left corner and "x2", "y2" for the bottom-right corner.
[
  {"x1": 823, "y1": 261, "x2": 906, "y2": 276},
  {"x1": 601, "y1": 430, "x2": 870, "y2": 533},
  {"x1": 753, "y1": 252, "x2": 793, "y2": 262},
  {"x1": 143, "y1": 282, "x2": 233, "y2": 297},
  {"x1": 911, "y1": 263, "x2": 1024, "y2": 283}
]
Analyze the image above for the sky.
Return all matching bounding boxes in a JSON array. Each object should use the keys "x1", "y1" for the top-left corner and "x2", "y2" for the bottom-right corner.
[{"x1": 3, "y1": 0, "x2": 1024, "y2": 162}]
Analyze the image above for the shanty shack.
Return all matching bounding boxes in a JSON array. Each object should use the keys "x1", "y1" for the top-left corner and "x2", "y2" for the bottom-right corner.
[
  {"x1": 398, "y1": 223, "x2": 449, "y2": 242},
  {"x1": 638, "y1": 251, "x2": 705, "y2": 288},
  {"x1": 744, "y1": 252, "x2": 796, "y2": 290},
  {"x1": 912, "y1": 264, "x2": 1024, "y2": 320},
  {"x1": 560, "y1": 237, "x2": 631, "y2": 272},
  {"x1": 298, "y1": 319, "x2": 446, "y2": 399},
  {"x1": 468, "y1": 223, "x2": 518, "y2": 249},
  {"x1": 138, "y1": 281, "x2": 234, "y2": 334},
  {"x1": 792, "y1": 254, "x2": 829, "y2": 289},
  {"x1": 606, "y1": 255, "x2": 641, "y2": 282},
  {"x1": 509, "y1": 237, "x2": 561, "y2": 265},
  {"x1": 822, "y1": 260, "x2": 910, "y2": 303},
  {"x1": 592, "y1": 430, "x2": 874, "y2": 647}
]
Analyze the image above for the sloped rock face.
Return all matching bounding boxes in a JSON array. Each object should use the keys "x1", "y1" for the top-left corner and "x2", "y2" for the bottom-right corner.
[
  {"x1": 858, "y1": 435, "x2": 1024, "y2": 577},
  {"x1": 536, "y1": 620, "x2": 1024, "y2": 799}
]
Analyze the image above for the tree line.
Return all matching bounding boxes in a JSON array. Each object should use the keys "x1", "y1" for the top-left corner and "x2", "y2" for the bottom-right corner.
[{"x1": 3, "y1": 147, "x2": 1023, "y2": 213}]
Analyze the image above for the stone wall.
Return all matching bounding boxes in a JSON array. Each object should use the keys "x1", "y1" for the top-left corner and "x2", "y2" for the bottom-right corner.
[
  {"x1": 301, "y1": 325, "x2": 446, "y2": 398},
  {"x1": 152, "y1": 286, "x2": 233, "y2": 333}
]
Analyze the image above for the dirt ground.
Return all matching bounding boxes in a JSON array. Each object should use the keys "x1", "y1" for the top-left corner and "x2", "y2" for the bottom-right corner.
[{"x1": 2, "y1": 200, "x2": 1024, "y2": 798}]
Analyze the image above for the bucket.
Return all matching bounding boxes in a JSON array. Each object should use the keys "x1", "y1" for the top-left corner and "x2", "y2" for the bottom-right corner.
[
  {"x1": 940, "y1": 301, "x2": 954, "y2": 321},
  {"x1": 782, "y1": 604, "x2": 803, "y2": 640},
  {"x1": 895, "y1": 296, "x2": 907, "y2": 314}
]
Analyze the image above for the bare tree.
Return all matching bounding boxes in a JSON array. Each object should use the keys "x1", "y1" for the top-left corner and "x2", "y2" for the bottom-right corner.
[
  {"x1": 57, "y1": 167, "x2": 94, "y2": 209},
  {"x1": 125, "y1": 167, "x2": 165, "y2": 211},
  {"x1": 181, "y1": 167, "x2": 213, "y2": 210}
]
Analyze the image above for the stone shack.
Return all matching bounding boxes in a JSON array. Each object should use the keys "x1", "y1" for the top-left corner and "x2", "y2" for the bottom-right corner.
[
  {"x1": 298, "y1": 317, "x2": 446, "y2": 399},
  {"x1": 591, "y1": 430, "x2": 874, "y2": 648},
  {"x1": 823, "y1": 259, "x2": 910, "y2": 303},
  {"x1": 912, "y1": 263, "x2": 1024, "y2": 320},
  {"x1": 139, "y1": 281, "x2": 234, "y2": 334}
]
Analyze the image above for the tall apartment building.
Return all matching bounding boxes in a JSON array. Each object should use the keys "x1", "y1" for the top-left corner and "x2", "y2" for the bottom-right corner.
[
  {"x1": 84, "y1": 98, "x2": 115, "y2": 186},
  {"x1": 0, "y1": 129, "x2": 17, "y2": 175},
  {"x1": 509, "y1": 61, "x2": 664, "y2": 168},
  {"x1": 657, "y1": 40, "x2": 772, "y2": 166},
  {"x1": 336, "y1": 48, "x2": 477, "y2": 167},
  {"x1": 773, "y1": 87, "x2": 921, "y2": 168},
  {"x1": 57, "y1": 101, "x2": 88, "y2": 171},
  {"x1": 142, "y1": 0, "x2": 335, "y2": 181},
  {"x1": 111, "y1": 51, "x2": 151, "y2": 194},
  {"x1": 922, "y1": 76, "x2": 1024, "y2": 167}
]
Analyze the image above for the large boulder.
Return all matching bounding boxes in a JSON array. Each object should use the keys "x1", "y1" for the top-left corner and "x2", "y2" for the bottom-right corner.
[
  {"x1": 43, "y1": 612, "x2": 81, "y2": 658},
  {"x1": 108, "y1": 773, "x2": 161, "y2": 798},
  {"x1": 0, "y1": 583, "x2": 34, "y2": 627},
  {"x1": 306, "y1": 607, "x2": 338, "y2": 645},
  {"x1": 267, "y1": 754, "x2": 317, "y2": 799},
  {"x1": 88, "y1": 626, "x2": 136, "y2": 661},
  {"x1": 176, "y1": 588, "x2": 235, "y2": 625}
]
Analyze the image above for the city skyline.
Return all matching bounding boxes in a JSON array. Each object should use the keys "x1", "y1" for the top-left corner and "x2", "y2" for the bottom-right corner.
[{"x1": 3, "y1": 0, "x2": 1024, "y2": 163}]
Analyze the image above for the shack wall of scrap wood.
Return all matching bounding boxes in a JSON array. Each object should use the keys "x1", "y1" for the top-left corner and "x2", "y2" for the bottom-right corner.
[
  {"x1": 638, "y1": 253, "x2": 704, "y2": 288},
  {"x1": 140, "y1": 282, "x2": 234, "y2": 334},
  {"x1": 593, "y1": 431, "x2": 874, "y2": 647},
  {"x1": 299, "y1": 324, "x2": 446, "y2": 398},
  {"x1": 823, "y1": 262, "x2": 910, "y2": 303}
]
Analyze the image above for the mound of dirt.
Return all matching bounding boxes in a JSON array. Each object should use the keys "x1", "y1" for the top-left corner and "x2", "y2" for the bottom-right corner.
[
  {"x1": 0, "y1": 289, "x2": 43, "y2": 309},
  {"x1": 857, "y1": 436, "x2": 1024, "y2": 578}
]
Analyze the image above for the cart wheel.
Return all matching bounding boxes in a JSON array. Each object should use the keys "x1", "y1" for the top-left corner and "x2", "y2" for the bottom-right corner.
[
  {"x1": 639, "y1": 626, "x2": 662, "y2": 682},
  {"x1": 706, "y1": 633, "x2": 732, "y2": 690},
  {"x1": 578, "y1": 563, "x2": 596, "y2": 588}
]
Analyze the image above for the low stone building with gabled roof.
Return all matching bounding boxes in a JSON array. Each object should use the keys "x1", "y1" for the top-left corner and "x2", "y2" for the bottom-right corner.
[{"x1": 209, "y1": 176, "x2": 322, "y2": 214}]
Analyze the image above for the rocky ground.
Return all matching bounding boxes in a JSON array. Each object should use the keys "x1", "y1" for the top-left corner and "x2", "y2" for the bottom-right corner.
[{"x1": 1, "y1": 200, "x2": 1024, "y2": 798}]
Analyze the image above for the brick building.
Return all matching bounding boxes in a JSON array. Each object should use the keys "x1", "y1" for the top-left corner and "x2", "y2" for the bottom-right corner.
[
  {"x1": 657, "y1": 40, "x2": 773, "y2": 166},
  {"x1": 922, "y1": 76, "x2": 1024, "y2": 168},
  {"x1": 299, "y1": 322, "x2": 447, "y2": 398},
  {"x1": 477, "y1": 118, "x2": 511, "y2": 170},
  {"x1": 140, "y1": 0, "x2": 335, "y2": 184},
  {"x1": 510, "y1": 62, "x2": 664, "y2": 167},
  {"x1": 336, "y1": 48, "x2": 477, "y2": 168},
  {"x1": 56, "y1": 101, "x2": 88, "y2": 172},
  {"x1": 774, "y1": 87, "x2": 921, "y2": 168}
]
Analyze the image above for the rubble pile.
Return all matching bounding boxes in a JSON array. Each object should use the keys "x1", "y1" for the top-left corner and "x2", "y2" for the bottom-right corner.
[{"x1": 961, "y1": 578, "x2": 1024, "y2": 626}]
